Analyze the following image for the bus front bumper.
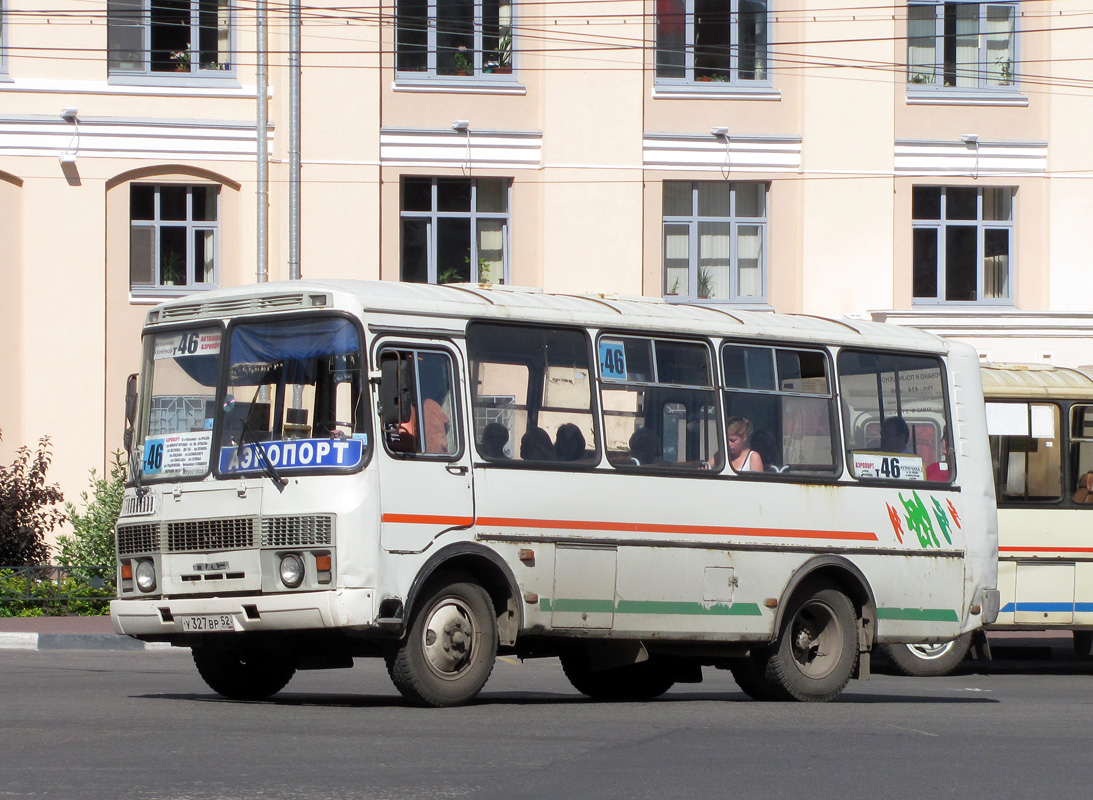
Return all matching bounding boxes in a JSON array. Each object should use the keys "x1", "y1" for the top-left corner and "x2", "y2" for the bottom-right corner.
[{"x1": 110, "y1": 588, "x2": 376, "y2": 639}]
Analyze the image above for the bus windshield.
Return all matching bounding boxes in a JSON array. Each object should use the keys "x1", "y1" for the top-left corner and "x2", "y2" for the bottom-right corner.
[
  {"x1": 135, "y1": 317, "x2": 369, "y2": 483},
  {"x1": 137, "y1": 327, "x2": 223, "y2": 482}
]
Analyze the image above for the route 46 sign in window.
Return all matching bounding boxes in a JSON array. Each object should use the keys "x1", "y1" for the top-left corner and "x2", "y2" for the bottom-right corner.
[{"x1": 852, "y1": 452, "x2": 924, "y2": 481}]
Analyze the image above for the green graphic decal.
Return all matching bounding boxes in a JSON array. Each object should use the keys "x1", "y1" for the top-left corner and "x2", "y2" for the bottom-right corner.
[
  {"x1": 930, "y1": 496, "x2": 954, "y2": 545},
  {"x1": 899, "y1": 490, "x2": 940, "y2": 548},
  {"x1": 876, "y1": 607, "x2": 960, "y2": 622}
]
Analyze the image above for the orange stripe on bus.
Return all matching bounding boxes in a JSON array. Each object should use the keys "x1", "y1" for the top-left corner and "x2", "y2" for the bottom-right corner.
[
  {"x1": 381, "y1": 513, "x2": 475, "y2": 527},
  {"x1": 382, "y1": 514, "x2": 877, "y2": 541}
]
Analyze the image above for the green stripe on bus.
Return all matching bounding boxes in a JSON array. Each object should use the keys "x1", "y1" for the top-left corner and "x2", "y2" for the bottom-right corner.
[
  {"x1": 876, "y1": 607, "x2": 960, "y2": 622},
  {"x1": 539, "y1": 599, "x2": 762, "y2": 617}
]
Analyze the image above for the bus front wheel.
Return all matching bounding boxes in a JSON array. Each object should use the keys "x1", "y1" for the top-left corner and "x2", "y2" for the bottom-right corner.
[
  {"x1": 387, "y1": 577, "x2": 498, "y2": 707},
  {"x1": 765, "y1": 582, "x2": 858, "y2": 702},
  {"x1": 191, "y1": 647, "x2": 296, "y2": 700},
  {"x1": 882, "y1": 632, "x2": 972, "y2": 677}
]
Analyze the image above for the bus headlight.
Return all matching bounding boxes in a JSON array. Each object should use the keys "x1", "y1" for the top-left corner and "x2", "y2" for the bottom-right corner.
[
  {"x1": 135, "y1": 559, "x2": 157, "y2": 593},
  {"x1": 279, "y1": 554, "x2": 305, "y2": 588}
]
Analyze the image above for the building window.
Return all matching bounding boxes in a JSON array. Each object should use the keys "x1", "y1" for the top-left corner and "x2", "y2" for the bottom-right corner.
[
  {"x1": 662, "y1": 181, "x2": 767, "y2": 303},
  {"x1": 912, "y1": 186, "x2": 1013, "y2": 304},
  {"x1": 400, "y1": 177, "x2": 509, "y2": 284},
  {"x1": 656, "y1": 0, "x2": 768, "y2": 84},
  {"x1": 396, "y1": 0, "x2": 513, "y2": 78},
  {"x1": 108, "y1": 0, "x2": 231, "y2": 76},
  {"x1": 907, "y1": 1, "x2": 1016, "y2": 88},
  {"x1": 130, "y1": 184, "x2": 219, "y2": 292}
]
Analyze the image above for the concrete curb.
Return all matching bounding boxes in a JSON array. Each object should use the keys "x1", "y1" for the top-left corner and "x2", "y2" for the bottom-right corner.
[{"x1": 0, "y1": 632, "x2": 174, "y2": 652}]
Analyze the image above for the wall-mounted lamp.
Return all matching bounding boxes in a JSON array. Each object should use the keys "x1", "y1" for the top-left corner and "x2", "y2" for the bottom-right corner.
[
  {"x1": 710, "y1": 126, "x2": 729, "y2": 137},
  {"x1": 451, "y1": 120, "x2": 470, "y2": 132},
  {"x1": 59, "y1": 108, "x2": 80, "y2": 165},
  {"x1": 61, "y1": 108, "x2": 79, "y2": 123},
  {"x1": 961, "y1": 133, "x2": 979, "y2": 144}
]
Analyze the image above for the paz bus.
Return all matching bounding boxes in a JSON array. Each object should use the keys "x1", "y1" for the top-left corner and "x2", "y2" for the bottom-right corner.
[
  {"x1": 883, "y1": 362, "x2": 1093, "y2": 676},
  {"x1": 110, "y1": 280, "x2": 998, "y2": 704}
]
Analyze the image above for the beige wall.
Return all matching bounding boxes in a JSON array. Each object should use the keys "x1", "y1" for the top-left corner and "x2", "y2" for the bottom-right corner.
[{"x1": 4, "y1": 0, "x2": 1093, "y2": 546}]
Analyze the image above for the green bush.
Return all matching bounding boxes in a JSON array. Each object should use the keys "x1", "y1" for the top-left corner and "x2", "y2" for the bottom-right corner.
[
  {"x1": 58, "y1": 452, "x2": 126, "y2": 571},
  {"x1": 0, "y1": 430, "x2": 63, "y2": 566},
  {"x1": 0, "y1": 567, "x2": 113, "y2": 617}
]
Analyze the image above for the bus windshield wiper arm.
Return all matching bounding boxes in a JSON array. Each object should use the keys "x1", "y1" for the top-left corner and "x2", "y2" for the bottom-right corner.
[{"x1": 238, "y1": 417, "x2": 287, "y2": 493}]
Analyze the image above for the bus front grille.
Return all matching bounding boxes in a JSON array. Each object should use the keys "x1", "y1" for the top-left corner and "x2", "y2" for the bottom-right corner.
[
  {"x1": 167, "y1": 518, "x2": 257, "y2": 552},
  {"x1": 261, "y1": 515, "x2": 334, "y2": 547},
  {"x1": 117, "y1": 523, "x2": 161, "y2": 556}
]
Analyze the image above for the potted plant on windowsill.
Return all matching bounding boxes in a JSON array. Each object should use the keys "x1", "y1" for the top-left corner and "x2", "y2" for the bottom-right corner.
[
  {"x1": 170, "y1": 46, "x2": 192, "y2": 72},
  {"x1": 494, "y1": 34, "x2": 512, "y2": 74},
  {"x1": 161, "y1": 250, "x2": 185, "y2": 286},
  {"x1": 697, "y1": 268, "x2": 714, "y2": 300},
  {"x1": 453, "y1": 46, "x2": 473, "y2": 76}
]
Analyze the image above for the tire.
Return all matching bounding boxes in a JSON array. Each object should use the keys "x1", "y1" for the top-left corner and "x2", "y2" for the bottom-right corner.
[
  {"x1": 560, "y1": 648, "x2": 676, "y2": 701},
  {"x1": 765, "y1": 582, "x2": 858, "y2": 703},
  {"x1": 882, "y1": 632, "x2": 972, "y2": 677},
  {"x1": 728, "y1": 647, "x2": 782, "y2": 701},
  {"x1": 191, "y1": 647, "x2": 296, "y2": 701},
  {"x1": 387, "y1": 578, "x2": 497, "y2": 707}
]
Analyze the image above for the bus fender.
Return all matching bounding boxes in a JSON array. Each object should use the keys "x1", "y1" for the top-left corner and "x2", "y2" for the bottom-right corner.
[
  {"x1": 771, "y1": 555, "x2": 878, "y2": 668},
  {"x1": 401, "y1": 542, "x2": 523, "y2": 647}
]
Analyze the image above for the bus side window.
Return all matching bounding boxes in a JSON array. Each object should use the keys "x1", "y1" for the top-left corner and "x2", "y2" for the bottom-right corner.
[
  {"x1": 379, "y1": 349, "x2": 458, "y2": 457},
  {"x1": 722, "y1": 344, "x2": 836, "y2": 477},
  {"x1": 987, "y1": 401, "x2": 1061, "y2": 501},
  {"x1": 1071, "y1": 405, "x2": 1093, "y2": 502}
]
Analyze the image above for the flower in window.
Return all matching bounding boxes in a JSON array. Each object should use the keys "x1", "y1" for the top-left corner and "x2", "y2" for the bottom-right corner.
[{"x1": 453, "y1": 46, "x2": 473, "y2": 73}]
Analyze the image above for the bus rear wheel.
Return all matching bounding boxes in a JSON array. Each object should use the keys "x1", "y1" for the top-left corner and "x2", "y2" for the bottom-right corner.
[
  {"x1": 883, "y1": 632, "x2": 972, "y2": 677},
  {"x1": 191, "y1": 647, "x2": 296, "y2": 700},
  {"x1": 387, "y1": 578, "x2": 497, "y2": 707},
  {"x1": 728, "y1": 648, "x2": 781, "y2": 701},
  {"x1": 560, "y1": 649, "x2": 676, "y2": 701},
  {"x1": 765, "y1": 582, "x2": 858, "y2": 702}
]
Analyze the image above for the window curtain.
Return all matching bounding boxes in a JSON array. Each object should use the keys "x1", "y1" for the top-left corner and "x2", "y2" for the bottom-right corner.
[
  {"x1": 737, "y1": 225, "x2": 763, "y2": 297},
  {"x1": 985, "y1": 5, "x2": 1015, "y2": 85},
  {"x1": 907, "y1": 4, "x2": 936, "y2": 84},
  {"x1": 954, "y1": 4, "x2": 978, "y2": 87}
]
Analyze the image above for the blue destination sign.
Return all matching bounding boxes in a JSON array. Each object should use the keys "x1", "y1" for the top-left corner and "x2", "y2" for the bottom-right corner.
[{"x1": 219, "y1": 438, "x2": 364, "y2": 474}]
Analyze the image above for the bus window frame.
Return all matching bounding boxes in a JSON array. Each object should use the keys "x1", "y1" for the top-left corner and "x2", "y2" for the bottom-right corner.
[
  {"x1": 596, "y1": 331, "x2": 722, "y2": 473},
  {"x1": 719, "y1": 339, "x2": 841, "y2": 480},
  {"x1": 374, "y1": 339, "x2": 467, "y2": 463},
  {"x1": 836, "y1": 347, "x2": 954, "y2": 488},
  {"x1": 466, "y1": 321, "x2": 601, "y2": 470},
  {"x1": 988, "y1": 399, "x2": 1066, "y2": 507}
]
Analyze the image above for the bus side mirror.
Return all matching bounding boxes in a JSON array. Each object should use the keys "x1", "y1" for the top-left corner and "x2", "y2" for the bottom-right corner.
[{"x1": 123, "y1": 373, "x2": 138, "y2": 451}]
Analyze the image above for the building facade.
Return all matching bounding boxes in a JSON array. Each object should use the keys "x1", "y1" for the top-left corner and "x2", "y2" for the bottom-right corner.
[{"x1": 1, "y1": 0, "x2": 1091, "y2": 509}]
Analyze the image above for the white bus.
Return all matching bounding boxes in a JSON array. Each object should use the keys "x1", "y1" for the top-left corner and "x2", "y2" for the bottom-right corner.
[
  {"x1": 884, "y1": 362, "x2": 1093, "y2": 676},
  {"x1": 110, "y1": 280, "x2": 998, "y2": 704}
]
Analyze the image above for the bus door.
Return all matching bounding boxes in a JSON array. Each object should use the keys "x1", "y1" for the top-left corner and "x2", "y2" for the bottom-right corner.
[{"x1": 375, "y1": 341, "x2": 474, "y2": 553}]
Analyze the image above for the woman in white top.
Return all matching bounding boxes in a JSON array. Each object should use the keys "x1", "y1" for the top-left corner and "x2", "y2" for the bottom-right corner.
[{"x1": 726, "y1": 417, "x2": 764, "y2": 473}]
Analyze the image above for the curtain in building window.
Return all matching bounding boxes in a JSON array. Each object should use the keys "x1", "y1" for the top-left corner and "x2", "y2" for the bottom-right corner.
[
  {"x1": 985, "y1": 5, "x2": 1015, "y2": 85},
  {"x1": 984, "y1": 229, "x2": 1009, "y2": 299},
  {"x1": 107, "y1": 0, "x2": 144, "y2": 71},
  {"x1": 907, "y1": 5, "x2": 936, "y2": 84},
  {"x1": 954, "y1": 4, "x2": 979, "y2": 87},
  {"x1": 737, "y1": 225, "x2": 763, "y2": 298},
  {"x1": 664, "y1": 224, "x2": 690, "y2": 295},
  {"x1": 476, "y1": 220, "x2": 505, "y2": 284},
  {"x1": 698, "y1": 222, "x2": 731, "y2": 299}
]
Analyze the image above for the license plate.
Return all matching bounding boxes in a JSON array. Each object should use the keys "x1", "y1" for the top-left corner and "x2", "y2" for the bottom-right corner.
[{"x1": 181, "y1": 614, "x2": 235, "y2": 632}]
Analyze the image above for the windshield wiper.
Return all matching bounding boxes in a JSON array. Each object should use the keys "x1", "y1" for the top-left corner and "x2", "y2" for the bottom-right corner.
[{"x1": 235, "y1": 381, "x2": 287, "y2": 493}]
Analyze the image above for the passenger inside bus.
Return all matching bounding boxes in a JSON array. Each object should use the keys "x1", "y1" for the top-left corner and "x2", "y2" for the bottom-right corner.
[
  {"x1": 554, "y1": 423, "x2": 586, "y2": 461},
  {"x1": 727, "y1": 417, "x2": 764, "y2": 473},
  {"x1": 926, "y1": 426, "x2": 950, "y2": 481},
  {"x1": 880, "y1": 416, "x2": 910, "y2": 453},
  {"x1": 520, "y1": 427, "x2": 556, "y2": 461},
  {"x1": 628, "y1": 427, "x2": 661, "y2": 466},
  {"x1": 479, "y1": 422, "x2": 510, "y2": 459}
]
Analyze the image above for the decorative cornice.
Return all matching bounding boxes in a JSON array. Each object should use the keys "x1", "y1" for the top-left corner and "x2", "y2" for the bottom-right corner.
[
  {"x1": 379, "y1": 129, "x2": 542, "y2": 169},
  {"x1": 642, "y1": 133, "x2": 802, "y2": 172},
  {"x1": 894, "y1": 140, "x2": 1047, "y2": 176},
  {"x1": 872, "y1": 308, "x2": 1093, "y2": 338}
]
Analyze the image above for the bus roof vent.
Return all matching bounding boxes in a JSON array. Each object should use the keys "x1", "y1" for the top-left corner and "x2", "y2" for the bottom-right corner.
[{"x1": 158, "y1": 292, "x2": 315, "y2": 322}]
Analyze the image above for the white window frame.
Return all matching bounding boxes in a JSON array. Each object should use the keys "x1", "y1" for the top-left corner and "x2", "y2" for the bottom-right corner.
[
  {"x1": 912, "y1": 185, "x2": 1015, "y2": 305},
  {"x1": 655, "y1": 0, "x2": 771, "y2": 88},
  {"x1": 130, "y1": 184, "x2": 220, "y2": 295},
  {"x1": 395, "y1": 0, "x2": 514, "y2": 81},
  {"x1": 662, "y1": 181, "x2": 769, "y2": 304},
  {"x1": 107, "y1": 0, "x2": 234, "y2": 82},
  {"x1": 400, "y1": 177, "x2": 511, "y2": 285},
  {"x1": 907, "y1": 0, "x2": 1018, "y2": 90}
]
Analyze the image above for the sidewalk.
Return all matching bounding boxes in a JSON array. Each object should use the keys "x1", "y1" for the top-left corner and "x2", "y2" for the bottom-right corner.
[{"x1": 0, "y1": 615, "x2": 167, "y2": 651}]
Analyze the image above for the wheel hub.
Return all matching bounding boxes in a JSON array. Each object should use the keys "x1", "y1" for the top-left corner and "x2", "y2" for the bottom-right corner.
[{"x1": 422, "y1": 599, "x2": 476, "y2": 678}]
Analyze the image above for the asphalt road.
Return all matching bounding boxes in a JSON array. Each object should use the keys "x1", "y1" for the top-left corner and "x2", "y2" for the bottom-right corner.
[{"x1": 3, "y1": 641, "x2": 1092, "y2": 800}]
